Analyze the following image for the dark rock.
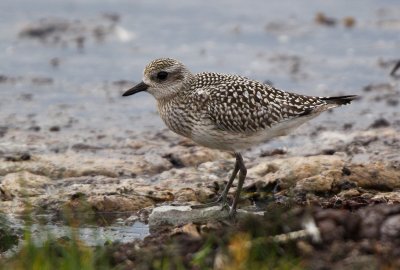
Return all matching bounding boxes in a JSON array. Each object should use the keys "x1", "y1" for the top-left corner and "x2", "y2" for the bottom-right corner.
[
  {"x1": 31, "y1": 77, "x2": 53, "y2": 85},
  {"x1": 358, "y1": 204, "x2": 400, "y2": 239},
  {"x1": 342, "y1": 17, "x2": 356, "y2": 28},
  {"x1": 28, "y1": 125, "x2": 41, "y2": 132},
  {"x1": 315, "y1": 12, "x2": 337, "y2": 26},
  {"x1": 49, "y1": 126, "x2": 60, "y2": 132},
  {"x1": 343, "y1": 123, "x2": 353, "y2": 130},
  {"x1": 336, "y1": 179, "x2": 357, "y2": 191},
  {"x1": 162, "y1": 153, "x2": 185, "y2": 168},
  {"x1": 50, "y1": 57, "x2": 60, "y2": 67},
  {"x1": 20, "y1": 153, "x2": 31, "y2": 161},
  {"x1": 76, "y1": 36, "x2": 85, "y2": 50},
  {"x1": 18, "y1": 93, "x2": 33, "y2": 101},
  {"x1": 112, "y1": 80, "x2": 135, "y2": 87},
  {"x1": 0, "y1": 75, "x2": 7, "y2": 83},
  {"x1": 369, "y1": 118, "x2": 390, "y2": 129},
  {"x1": 0, "y1": 126, "x2": 7, "y2": 137},
  {"x1": 19, "y1": 19, "x2": 69, "y2": 39},
  {"x1": 387, "y1": 99, "x2": 399, "y2": 106},
  {"x1": 102, "y1": 12, "x2": 120, "y2": 23},
  {"x1": 4, "y1": 152, "x2": 31, "y2": 162},
  {"x1": 342, "y1": 166, "x2": 352, "y2": 176},
  {"x1": 71, "y1": 143, "x2": 103, "y2": 151},
  {"x1": 322, "y1": 149, "x2": 336, "y2": 155},
  {"x1": 363, "y1": 83, "x2": 393, "y2": 92},
  {"x1": 380, "y1": 214, "x2": 400, "y2": 243},
  {"x1": 260, "y1": 148, "x2": 287, "y2": 157}
]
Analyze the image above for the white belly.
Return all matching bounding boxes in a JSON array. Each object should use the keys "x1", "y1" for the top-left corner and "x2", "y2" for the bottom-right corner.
[{"x1": 190, "y1": 114, "x2": 319, "y2": 151}]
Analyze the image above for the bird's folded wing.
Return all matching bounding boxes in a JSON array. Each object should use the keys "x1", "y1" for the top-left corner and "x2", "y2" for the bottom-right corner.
[{"x1": 202, "y1": 83, "x2": 325, "y2": 134}]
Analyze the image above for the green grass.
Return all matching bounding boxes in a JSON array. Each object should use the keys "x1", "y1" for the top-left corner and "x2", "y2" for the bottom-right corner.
[
  {"x1": 0, "y1": 205, "x2": 307, "y2": 270},
  {"x1": 0, "y1": 228, "x2": 111, "y2": 270}
]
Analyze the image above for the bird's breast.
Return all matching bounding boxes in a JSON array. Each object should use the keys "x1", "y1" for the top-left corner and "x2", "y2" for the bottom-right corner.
[{"x1": 157, "y1": 100, "x2": 198, "y2": 138}]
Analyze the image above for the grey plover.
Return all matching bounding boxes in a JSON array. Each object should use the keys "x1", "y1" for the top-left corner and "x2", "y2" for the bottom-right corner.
[{"x1": 123, "y1": 58, "x2": 357, "y2": 216}]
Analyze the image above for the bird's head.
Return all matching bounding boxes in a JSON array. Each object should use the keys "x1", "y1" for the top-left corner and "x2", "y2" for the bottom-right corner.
[{"x1": 122, "y1": 58, "x2": 193, "y2": 100}]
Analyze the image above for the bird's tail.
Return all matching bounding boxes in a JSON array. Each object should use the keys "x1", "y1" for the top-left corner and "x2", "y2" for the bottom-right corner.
[{"x1": 320, "y1": 95, "x2": 358, "y2": 106}]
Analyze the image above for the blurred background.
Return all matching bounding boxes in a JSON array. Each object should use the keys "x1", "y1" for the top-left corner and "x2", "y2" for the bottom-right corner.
[{"x1": 1, "y1": 0, "x2": 399, "y2": 137}]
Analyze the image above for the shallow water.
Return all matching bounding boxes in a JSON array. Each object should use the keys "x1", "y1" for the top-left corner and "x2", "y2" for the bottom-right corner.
[
  {"x1": 4, "y1": 213, "x2": 148, "y2": 251},
  {"x1": 29, "y1": 222, "x2": 149, "y2": 246},
  {"x1": 1, "y1": 0, "x2": 399, "y2": 135}
]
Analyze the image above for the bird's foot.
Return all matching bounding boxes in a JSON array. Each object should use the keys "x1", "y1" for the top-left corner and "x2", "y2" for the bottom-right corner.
[
  {"x1": 191, "y1": 196, "x2": 237, "y2": 219},
  {"x1": 190, "y1": 195, "x2": 226, "y2": 209},
  {"x1": 228, "y1": 205, "x2": 237, "y2": 219}
]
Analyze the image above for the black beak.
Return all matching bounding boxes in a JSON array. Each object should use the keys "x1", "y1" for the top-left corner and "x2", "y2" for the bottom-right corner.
[{"x1": 122, "y1": 81, "x2": 149, "y2": 96}]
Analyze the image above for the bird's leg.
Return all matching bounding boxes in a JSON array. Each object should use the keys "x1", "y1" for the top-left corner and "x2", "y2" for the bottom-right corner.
[
  {"x1": 229, "y1": 152, "x2": 247, "y2": 217},
  {"x1": 191, "y1": 155, "x2": 239, "y2": 209},
  {"x1": 216, "y1": 158, "x2": 239, "y2": 209}
]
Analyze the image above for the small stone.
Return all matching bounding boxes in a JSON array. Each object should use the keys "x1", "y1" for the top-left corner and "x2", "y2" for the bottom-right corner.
[
  {"x1": 369, "y1": 118, "x2": 390, "y2": 129},
  {"x1": 49, "y1": 126, "x2": 60, "y2": 132},
  {"x1": 50, "y1": 57, "x2": 60, "y2": 68},
  {"x1": 338, "y1": 189, "x2": 360, "y2": 198},
  {"x1": 0, "y1": 126, "x2": 7, "y2": 137},
  {"x1": 4, "y1": 152, "x2": 31, "y2": 162},
  {"x1": 343, "y1": 123, "x2": 353, "y2": 130},
  {"x1": 321, "y1": 149, "x2": 336, "y2": 155},
  {"x1": 381, "y1": 215, "x2": 400, "y2": 243},
  {"x1": 315, "y1": 12, "x2": 337, "y2": 26},
  {"x1": 28, "y1": 126, "x2": 41, "y2": 132},
  {"x1": 342, "y1": 17, "x2": 356, "y2": 28},
  {"x1": 297, "y1": 240, "x2": 314, "y2": 256},
  {"x1": 259, "y1": 148, "x2": 287, "y2": 157}
]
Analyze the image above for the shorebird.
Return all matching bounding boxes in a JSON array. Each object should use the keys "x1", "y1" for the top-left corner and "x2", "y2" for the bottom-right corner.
[{"x1": 122, "y1": 58, "x2": 357, "y2": 216}]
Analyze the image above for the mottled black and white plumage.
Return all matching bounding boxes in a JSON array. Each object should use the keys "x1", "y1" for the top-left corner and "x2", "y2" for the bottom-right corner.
[{"x1": 122, "y1": 58, "x2": 357, "y2": 216}]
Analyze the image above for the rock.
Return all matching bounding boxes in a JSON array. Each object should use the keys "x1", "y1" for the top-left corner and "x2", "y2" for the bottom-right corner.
[
  {"x1": 88, "y1": 195, "x2": 153, "y2": 212},
  {"x1": 338, "y1": 189, "x2": 361, "y2": 199},
  {"x1": 347, "y1": 163, "x2": 400, "y2": 191},
  {"x1": 4, "y1": 152, "x2": 31, "y2": 162},
  {"x1": 164, "y1": 146, "x2": 229, "y2": 168},
  {"x1": 174, "y1": 188, "x2": 197, "y2": 202},
  {"x1": 171, "y1": 223, "x2": 202, "y2": 239},
  {"x1": 0, "y1": 126, "x2": 7, "y2": 137},
  {"x1": 248, "y1": 155, "x2": 344, "y2": 190},
  {"x1": 259, "y1": 148, "x2": 287, "y2": 157},
  {"x1": 380, "y1": 214, "x2": 400, "y2": 243},
  {"x1": 369, "y1": 118, "x2": 390, "y2": 129},
  {"x1": 149, "y1": 206, "x2": 228, "y2": 228},
  {"x1": 358, "y1": 205, "x2": 400, "y2": 239},
  {"x1": 148, "y1": 205, "x2": 263, "y2": 228},
  {"x1": 0, "y1": 152, "x2": 173, "y2": 179},
  {"x1": 295, "y1": 169, "x2": 341, "y2": 193},
  {"x1": 315, "y1": 12, "x2": 337, "y2": 26},
  {"x1": 71, "y1": 143, "x2": 103, "y2": 151},
  {"x1": 248, "y1": 155, "x2": 400, "y2": 195},
  {"x1": 0, "y1": 171, "x2": 51, "y2": 198},
  {"x1": 372, "y1": 191, "x2": 400, "y2": 203},
  {"x1": 49, "y1": 125, "x2": 60, "y2": 132}
]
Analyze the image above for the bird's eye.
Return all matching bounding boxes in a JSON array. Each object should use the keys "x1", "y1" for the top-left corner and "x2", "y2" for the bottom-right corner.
[{"x1": 156, "y1": 71, "x2": 168, "y2": 81}]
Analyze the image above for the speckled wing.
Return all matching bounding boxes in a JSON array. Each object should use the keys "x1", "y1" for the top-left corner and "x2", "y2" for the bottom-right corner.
[{"x1": 197, "y1": 73, "x2": 325, "y2": 134}]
